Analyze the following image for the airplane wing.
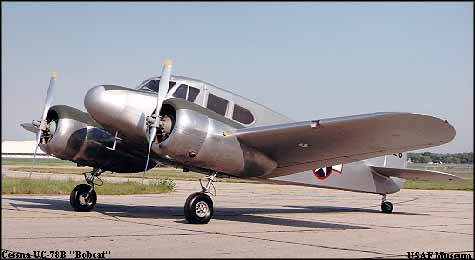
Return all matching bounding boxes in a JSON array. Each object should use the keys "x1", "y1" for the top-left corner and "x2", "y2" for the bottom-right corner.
[
  {"x1": 232, "y1": 112, "x2": 456, "y2": 178},
  {"x1": 369, "y1": 166, "x2": 468, "y2": 183}
]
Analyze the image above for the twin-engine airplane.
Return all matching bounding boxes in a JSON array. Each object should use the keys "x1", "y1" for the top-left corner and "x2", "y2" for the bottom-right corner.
[{"x1": 22, "y1": 60, "x2": 463, "y2": 224}]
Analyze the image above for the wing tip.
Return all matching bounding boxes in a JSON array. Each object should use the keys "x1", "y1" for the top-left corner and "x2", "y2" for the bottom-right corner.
[
  {"x1": 389, "y1": 112, "x2": 456, "y2": 146},
  {"x1": 349, "y1": 112, "x2": 457, "y2": 146},
  {"x1": 414, "y1": 113, "x2": 456, "y2": 144}
]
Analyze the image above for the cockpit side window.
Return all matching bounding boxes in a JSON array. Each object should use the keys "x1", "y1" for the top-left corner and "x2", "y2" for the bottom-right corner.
[
  {"x1": 139, "y1": 79, "x2": 176, "y2": 93},
  {"x1": 207, "y1": 94, "x2": 228, "y2": 116},
  {"x1": 172, "y1": 84, "x2": 201, "y2": 103},
  {"x1": 147, "y1": 80, "x2": 160, "y2": 92},
  {"x1": 168, "y1": 82, "x2": 177, "y2": 92}
]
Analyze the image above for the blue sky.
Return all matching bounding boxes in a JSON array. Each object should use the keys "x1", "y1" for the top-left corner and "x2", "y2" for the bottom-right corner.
[{"x1": 2, "y1": 2, "x2": 473, "y2": 153}]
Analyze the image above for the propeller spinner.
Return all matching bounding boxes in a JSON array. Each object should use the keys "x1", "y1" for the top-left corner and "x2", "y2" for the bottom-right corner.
[{"x1": 144, "y1": 60, "x2": 173, "y2": 174}]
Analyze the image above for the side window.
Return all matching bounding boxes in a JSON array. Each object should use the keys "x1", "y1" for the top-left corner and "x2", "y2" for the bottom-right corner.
[
  {"x1": 168, "y1": 81, "x2": 177, "y2": 91},
  {"x1": 173, "y1": 84, "x2": 188, "y2": 99},
  {"x1": 147, "y1": 80, "x2": 160, "y2": 92},
  {"x1": 140, "y1": 80, "x2": 176, "y2": 92},
  {"x1": 207, "y1": 94, "x2": 228, "y2": 116},
  {"x1": 188, "y1": 87, "x2": 200, "y2": 102},
  {"x1": 232, "y1": 104, "x2": 255, "y2": 124},
  {"x1": 172, "y1": 84, "x2": 201, "y2": 103}
]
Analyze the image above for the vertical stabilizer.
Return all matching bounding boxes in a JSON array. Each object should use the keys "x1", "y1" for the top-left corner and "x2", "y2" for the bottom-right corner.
[{"x1": 365, "y1": 153, "x2": 407, "y2": 169}]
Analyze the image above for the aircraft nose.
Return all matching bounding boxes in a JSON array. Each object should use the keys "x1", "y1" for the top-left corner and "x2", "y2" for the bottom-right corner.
[{"x1": 84, "y1": 85, "x2": 127, "y2": 129}]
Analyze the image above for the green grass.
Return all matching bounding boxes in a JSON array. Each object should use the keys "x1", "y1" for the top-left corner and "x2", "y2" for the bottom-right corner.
[
  {"x1": 403, "y1": 180, "x2": 473, "y2": 191},
  {"x1": 2, "y1": 158, "x2": 76, "y2": 166},
  {"x1": 6, "y1": 166, "x2": 261, "y2": 183},
  {"x1": 3, "y1": 160, "x2": 473, "y2": 191},
  {"x1": 1, "y1": 176, "x2": 175, "y2": 195}
]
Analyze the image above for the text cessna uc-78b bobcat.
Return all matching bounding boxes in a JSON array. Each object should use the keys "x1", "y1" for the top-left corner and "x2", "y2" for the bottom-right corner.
[{"x1": 22, "y1": 60, "x2": 463, "y2": 224}]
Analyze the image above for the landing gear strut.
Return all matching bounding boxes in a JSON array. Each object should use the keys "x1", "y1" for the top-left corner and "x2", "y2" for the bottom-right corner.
[
  {"x1": 70, "y1": 167, "x2": 103, "y2": 212},
  {"x1": 380, "y1": 194, "x2": 393, "y2": 213},
  {"x1": 184, "y1": 172, "x2": 217, "y2": 224}
]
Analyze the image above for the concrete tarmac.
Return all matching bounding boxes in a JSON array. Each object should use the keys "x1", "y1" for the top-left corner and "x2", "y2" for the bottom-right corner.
[{"x1": 2, "y1": 177, "x2": 473, "y2": 258}]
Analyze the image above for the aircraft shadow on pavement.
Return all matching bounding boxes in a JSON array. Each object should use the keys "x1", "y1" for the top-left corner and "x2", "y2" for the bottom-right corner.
[{"x1": 5, "y1": 197, "x2": 427, "y2": 230}]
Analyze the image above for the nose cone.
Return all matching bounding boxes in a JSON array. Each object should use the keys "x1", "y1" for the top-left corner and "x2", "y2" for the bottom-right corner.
[{"x1": 84, "y1": 85, "x2": 127, "y2": 129}]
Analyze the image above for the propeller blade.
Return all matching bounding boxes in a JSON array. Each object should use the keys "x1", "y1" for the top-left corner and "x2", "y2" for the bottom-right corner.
[
  {"x1": 21, "y1": 123, "x2": 39, "y2": 133},
  {"x1": 144, "y1": 126, "x2": 156, "y2": 174},
  {"x1": 40, "y1": 72, "x2": 57, "y2": 121},
  {"x1": 154, "y1": 60, "x2": 172, "y2": 122},
  {"x1": 30, "y1": 72, "x2": 56, "y2": 177},
  {"x1": 144, "y1": 60, "x2": 173, "y2": 174},
  {"x1": 30, "y1": 130, "x2": 42, "y2": 178}
]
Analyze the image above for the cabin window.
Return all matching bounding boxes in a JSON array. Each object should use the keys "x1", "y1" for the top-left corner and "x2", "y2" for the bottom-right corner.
[
  {"x1": 173, "y1": 84, "x2": 188, "y2": 99},
  {"x1": 207, "y1": 94, "x2": 228, "y2": 116},
  {"x1": 139, "y1": 79, "x2": 176, "y2": 93},
  {"x1": 172, "y1": 84, "x2": 200, "y2": 102},
  {"x1": 188, "y1": 87, "x2": 200, "y2": 102},
  {"x1": 232, "y1": 104, "x2": 255, "y2": 124}
]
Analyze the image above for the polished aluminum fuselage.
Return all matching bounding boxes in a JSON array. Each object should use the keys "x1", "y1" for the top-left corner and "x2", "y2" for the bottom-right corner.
[
  {"x1": 83, "y1": 75, "x2": 287, "y2": 177},
  {"x1": 41, "y1": 75, "x2": 411, "y2": 194}
]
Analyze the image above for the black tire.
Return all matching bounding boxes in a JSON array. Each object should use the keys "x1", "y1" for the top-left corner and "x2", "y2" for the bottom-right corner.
[
  {"x1": 70, "y1": 184, "x2": 97, "y2": 212},
  {"x1": 184, "y1": 192, "x2": 213, "y2": 224},
  {"x1": 381, "y1": 201, "x2": 393, "y2": 213}
]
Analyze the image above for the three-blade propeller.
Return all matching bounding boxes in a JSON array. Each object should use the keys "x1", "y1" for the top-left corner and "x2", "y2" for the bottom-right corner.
[
  {"x1": 144, "y1": 60, "x2": 173, "y2": 174},
  {"x1": 30, "y1": 72, "x2": 57, "y2": 176}
]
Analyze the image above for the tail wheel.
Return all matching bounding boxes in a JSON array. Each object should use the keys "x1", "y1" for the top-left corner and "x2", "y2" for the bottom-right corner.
[
  {"x1": 381, "y1": 201, "x2": 393, "y2": 213},
  {"x1": 70, "y1": 184, "x2": 97, "y2": 212},
  {"x1": 184, "y1": 192, "x2": 213, "y2": 224}
]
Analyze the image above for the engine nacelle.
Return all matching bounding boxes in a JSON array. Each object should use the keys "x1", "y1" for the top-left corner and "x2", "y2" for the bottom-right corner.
[
  {"x1": 40, "y1": 105, "x2": 155, "y2": 172},
  {"x1": 154, "y1": 99, "x2": 277, "y2": 178}
]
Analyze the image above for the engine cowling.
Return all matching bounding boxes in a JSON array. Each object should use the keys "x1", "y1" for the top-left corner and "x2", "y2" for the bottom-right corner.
[
  {"x1": 153, "y1": 99, "x2": 277, "y2": 178},
  {"x1": 40, "y1": 105, "x2": 156, "y2": 172}
]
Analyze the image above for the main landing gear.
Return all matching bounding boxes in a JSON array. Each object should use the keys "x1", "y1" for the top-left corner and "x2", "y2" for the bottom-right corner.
[
  {"x1": 70, "y1": 167, "x2": 103, "y2": 212},
  {"x1": 184, "y1": 172, "x2": 217, "y2": 224},
  {"x1": 380, "y1": 194, "x2": 393, "y2": 213}
]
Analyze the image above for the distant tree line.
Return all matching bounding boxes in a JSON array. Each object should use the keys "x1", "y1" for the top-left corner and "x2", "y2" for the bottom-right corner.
[{"x1": 408, "y1": 152, "x2": 473, "y2": 164}]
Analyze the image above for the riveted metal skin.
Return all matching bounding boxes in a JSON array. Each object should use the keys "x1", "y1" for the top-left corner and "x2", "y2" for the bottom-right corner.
[
  {"x1": 156, "y1": 106, "x2": 277, "y2": 178},
  {"x1": 84, "y1": 85, "x2": 156, "y2": 144},
  {"x1": 84, "y1": 84, "x2": 277, "y2": 177},
  {"x1": 40, "y1": 105, "x2": 156, "y2": 172},
  {"x1": 28, "y1": 76, "x2": 459, "y2": 195}
]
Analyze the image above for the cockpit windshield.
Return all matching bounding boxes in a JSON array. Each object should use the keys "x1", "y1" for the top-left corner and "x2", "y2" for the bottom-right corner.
[{"x1": 137, "y1": 79, "x2": 176, "y2": 93}]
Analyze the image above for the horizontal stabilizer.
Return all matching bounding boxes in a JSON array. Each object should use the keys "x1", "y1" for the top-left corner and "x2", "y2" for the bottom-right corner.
[
  {"x1": 20, "y1": 123, "x2": 38, "y2": 134},
  {"x1": 370, "y1": 166, "x2": 468, "y2": 183}
]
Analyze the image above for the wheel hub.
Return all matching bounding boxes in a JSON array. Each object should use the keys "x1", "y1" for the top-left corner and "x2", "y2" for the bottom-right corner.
[
  {"x1": 195, "y1": 201, "x2": 209, "y2": 217},
  {"x1": 79, "y1": 194, "x2": 91, "y2": 206}
]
